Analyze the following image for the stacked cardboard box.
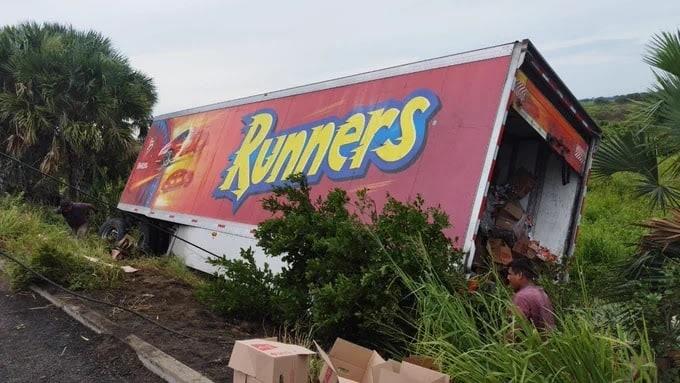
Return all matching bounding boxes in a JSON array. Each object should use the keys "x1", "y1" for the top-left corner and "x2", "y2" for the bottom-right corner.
[{"x1": 483, "y1": 168, "x2": 557, "y2": 268}]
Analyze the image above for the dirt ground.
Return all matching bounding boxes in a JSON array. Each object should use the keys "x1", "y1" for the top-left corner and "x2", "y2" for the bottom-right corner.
[{"x1": 44, "y1": 269, "x2": 267, "y2": 383}]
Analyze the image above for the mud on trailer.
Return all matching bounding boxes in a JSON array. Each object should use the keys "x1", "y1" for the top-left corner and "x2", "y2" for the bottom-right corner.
[{"x1": 100, "y1": 39, "x2": 600, "y2": 274}]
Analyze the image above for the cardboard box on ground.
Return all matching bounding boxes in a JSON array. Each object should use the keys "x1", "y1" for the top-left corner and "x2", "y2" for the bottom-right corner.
[
  {"x1": 314, "y1": 338, "x2": 384, "y2": 383},
  {"x1": 228, "y1": 338, "x2": 315, "y2": 383},
  {"x1": 228, "y1": 337, "x2": 450, "y2": 383},
  {"x1": 372, "y1": 360, "x2": 449, "y2": 383},
  {"x1": 315, "y1": 338, "x2": 449, "y2": 383}
]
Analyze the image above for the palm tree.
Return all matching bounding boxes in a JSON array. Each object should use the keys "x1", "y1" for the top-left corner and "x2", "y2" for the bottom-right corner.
[
  {"x1": 0, "y1": 22, "x2": 156, "y2": 199},
  {"x1": 592, "y1": 30, "x2": 680, "y2": 210}
]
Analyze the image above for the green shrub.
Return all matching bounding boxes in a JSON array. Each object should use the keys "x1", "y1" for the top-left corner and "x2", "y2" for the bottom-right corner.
[
  {"x1": 197, "y1": 248, "x2": 278, "y2": 321},
  {"x1": 200, "y1": 174, "x2": 465, "y2": 351}
]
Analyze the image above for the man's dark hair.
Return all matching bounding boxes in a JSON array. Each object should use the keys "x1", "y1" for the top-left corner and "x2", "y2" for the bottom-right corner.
[{"x1": 508, "y1": 258, "x2": 537, "y2": 280}]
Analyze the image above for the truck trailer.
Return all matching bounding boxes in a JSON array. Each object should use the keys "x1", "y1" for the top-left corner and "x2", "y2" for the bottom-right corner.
[{"x1": 105, "y1": 39, "x2": 600, "y2": 274}]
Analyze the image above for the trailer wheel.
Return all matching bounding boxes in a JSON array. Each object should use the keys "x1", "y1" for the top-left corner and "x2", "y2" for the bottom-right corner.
[
  {"x1": 137, "y1": 222, "x2": 153, "y2": 253},
  {"x1": 99, "y1": 218, "x2": 126, "y2": 243},
  {"x1": 137, "y1": 220, "x2": 171, "y2": 255}
]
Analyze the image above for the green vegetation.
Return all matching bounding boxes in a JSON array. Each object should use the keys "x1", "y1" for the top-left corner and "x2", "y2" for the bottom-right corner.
[
  {"x1": 574, "y1": 175, "x2": 658, "y2": 290},
  {"x1": 198, "y1": 174, "x2": 465, "y2": 352},
  {"x1": 0, "y1": 194, "x2": 201, "y2": 290},
  {"x1": 0, "y1": 22, "x2": 155, "y2": 205},
  {"x1": 0, "y1": 20, "x2": 677, "y2": 382},
  {"x1": 197, "y1": 247, "x2": 277, "y2": 321},
  {"x1": 581, "y1": 93, "x2": 647, "y2": 135},
  {"x1": 126, "y1": 254, "x2": 205, "y2": 289},
  {"x1": 197, "y1": 176, "x2": 660, "y2": 381},
  {"x1": 399, "y1": 242, "x2": 657, "y2": 382},
  {"x1": 0, "y1": 194, "x2": 119, "y2": 289},
  {"x1": 592, "y1": 30, "x2": 680, "y2": 210},
  {"x1": 576, "y1": 30, "x2": 680, "y2": 378}
]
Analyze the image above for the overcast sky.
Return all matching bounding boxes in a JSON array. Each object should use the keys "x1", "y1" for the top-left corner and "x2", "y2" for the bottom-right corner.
[{"x1": 2, "y1": 1, "x2": 679, "y2": 115}]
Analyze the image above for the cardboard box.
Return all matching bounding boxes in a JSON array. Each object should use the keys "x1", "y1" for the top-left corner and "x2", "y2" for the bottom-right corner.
[
  {"x1": 486, "y1": 238, "x2": 512, "y2": 265},
  {"x1": 228, "y1": 338, "x2": 315, "y2": 383},
  {"x1": 499, "y1": 201, "x2": 524, "y2": 221},
  {"x1": 495, "y1": 215, "x2": 517, "y2": 232},
  {"x1": 372, "y1": 361, "x2": 449, "y2": 383},
  {"x1": 512, "y1": 235, "x2": 530, "y2": 257},
  {"x1": 403, "y1": 356, "x2": 440, "y2": 372},
  {"x1": 315, "y1": 338, "x2": 385, "y2": 383},
  {"x1": 510, "y1": 168, "x2": 536, "y2": 199}
]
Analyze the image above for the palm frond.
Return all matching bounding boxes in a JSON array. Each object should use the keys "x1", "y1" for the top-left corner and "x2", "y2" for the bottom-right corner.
[
  {"x1": 592, "y1": 131, "x2": 680, "y2": 210},
  {"x1": 644, "y1": 30, "x2": 680, "y2": 77},
  {"x1": 592, "y1": 131, "x2": 658, "y2": 178},
  {"x1": 652, "y1": 72, "x2": 680, "y2": 134},
  {"x1": 638, "y1": 211, "x2": 680, "y2": 256}
]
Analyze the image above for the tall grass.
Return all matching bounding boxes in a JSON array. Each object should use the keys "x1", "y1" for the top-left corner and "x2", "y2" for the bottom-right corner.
[
  {"x1": 0, "y1": 194, "x2": 120, "y2": 289},
  {"x1": 576, "y1": 175, "x2": 660, "y2": 293},
  {"x1": 389, "y1": 238, "x2": 658, "y2": 383}
]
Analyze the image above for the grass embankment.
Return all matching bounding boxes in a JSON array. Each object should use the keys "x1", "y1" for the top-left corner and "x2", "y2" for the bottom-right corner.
[
  {"x1": 0, "y1": 195, "x2": 201, "y2": 290},
  {"x1": 0, "y1": 195, "x2": 120, "y2": 289}
]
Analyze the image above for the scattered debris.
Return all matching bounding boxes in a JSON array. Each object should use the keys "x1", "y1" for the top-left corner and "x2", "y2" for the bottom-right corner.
[
  {"x1": 84, "y1": 255, "x2": 139, "y2": 273},
  {"x1": 60, "y1": 346, "x2": 67, "y2": 356},
  {"x1": 81, "y1": 335, "x2": 90, "y2": 341},
  {"x1": 486, "y1": 239, "x2": 512, "y2": 265},
  {"x1": 111, "y1": 234, "x2": 136, "y2": 260},
  {"x1": 29, "y1": 304, "x2": 53, "y2": 310},
  {"x1": 479, "y1": 168, "x2": 557, "y2": 272}
]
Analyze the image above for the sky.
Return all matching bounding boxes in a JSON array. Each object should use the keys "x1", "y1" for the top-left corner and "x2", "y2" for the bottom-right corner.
[{"x1": 2, "y1": 1, "x2": 679, "y2": 116}]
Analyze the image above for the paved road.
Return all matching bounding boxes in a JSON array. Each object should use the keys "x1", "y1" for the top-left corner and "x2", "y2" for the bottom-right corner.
[{"x1": 0, "y1": 278, "x2": 161, "y2": 383}]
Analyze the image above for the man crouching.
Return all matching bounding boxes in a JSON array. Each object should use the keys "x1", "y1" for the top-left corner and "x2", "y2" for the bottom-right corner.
[{"x1": 56, "y1": 200, "x2": 96, "y2": 237}]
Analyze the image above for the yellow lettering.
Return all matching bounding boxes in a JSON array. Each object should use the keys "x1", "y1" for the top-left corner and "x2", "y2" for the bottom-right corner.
[
  {"x1": 374, "y1": 96, "x2": 430, "y2": 162},
  {"x1": 266, "y1": 130, "x2": 308, "y2": 182},
  {"x1": 294, "y1": 123, "x2": 335, "y2": 176},
  {"x1": 328, "y1": 114, "x2": 365, "y2": 172},
  {"x1": 350, "y1": 108, "x2": 400, "y2": 169},
  {"x1": 217, "y1": 113, "x2": 273, "y2": 198},
  {"x1": 251, "y1": 136, "x2": 285, "y2": 184}
]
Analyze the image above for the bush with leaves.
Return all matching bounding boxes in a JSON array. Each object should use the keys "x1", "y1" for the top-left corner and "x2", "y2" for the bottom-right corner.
[
  {"x1": 197, "y1": 247, "x2": 278, "y2": 322},
  {"x1": 200, "y1": 174, "x2": 465, "y2": 350}
]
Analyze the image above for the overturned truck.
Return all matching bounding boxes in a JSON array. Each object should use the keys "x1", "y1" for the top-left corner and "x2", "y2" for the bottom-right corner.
[{"x1": 105, "y1": 39, "x2": 600, "y2": 273}]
